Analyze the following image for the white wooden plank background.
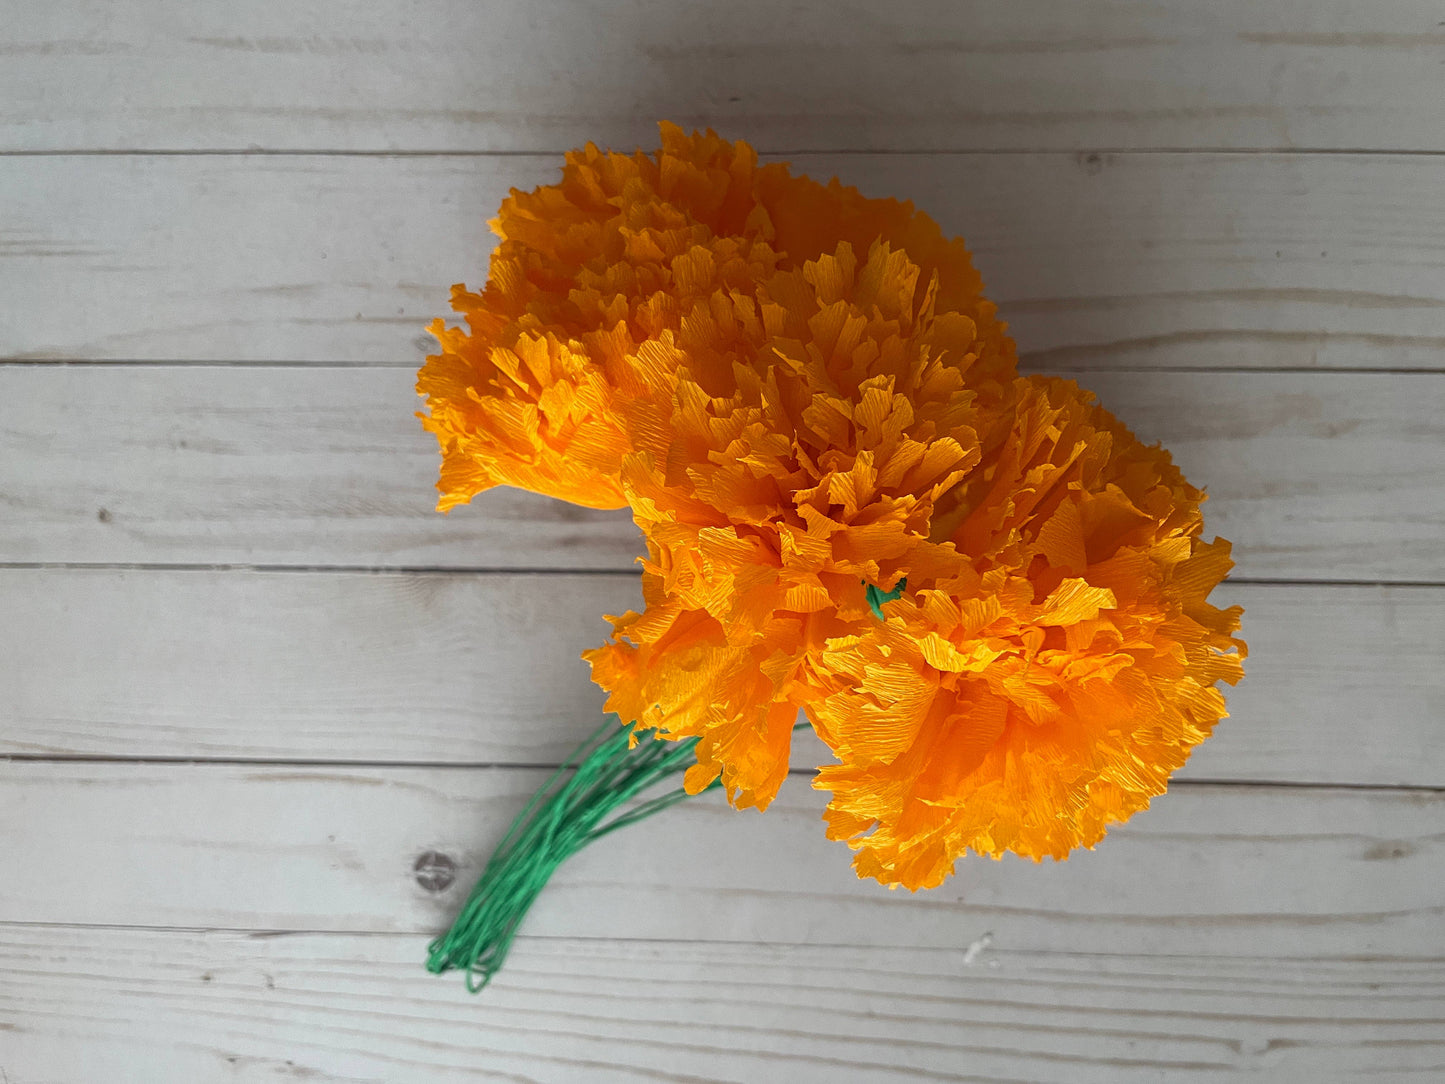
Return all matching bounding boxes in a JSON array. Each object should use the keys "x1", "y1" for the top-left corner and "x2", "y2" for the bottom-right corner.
[
  {"x1": 7, "y1": 932, "x2": 1439, "y2": 1084},
  {"x1": 4, "y1": 765, "x2": 1442, "y2": 956},
  {"x1": 5, "y1": 154, "x2": 1443, "y2": 367},
  {"x1": 5, "y1": 0, "x2": 1445, "y2": 153},
  {"x1": 3, "y1": 366, "x2": 1441, "y2": 580},
  {"x1": 2, "y1": 572, "x2": 1441, "y2": 790},
  {"x1": 2, "y1": 1, "x2": 1443, "y2": 1080}
]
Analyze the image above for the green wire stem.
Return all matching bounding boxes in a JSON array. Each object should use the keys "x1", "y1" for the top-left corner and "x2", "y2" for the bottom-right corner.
[{"x1": 425, "y1": 715, "x2": 722, "y2": 992}]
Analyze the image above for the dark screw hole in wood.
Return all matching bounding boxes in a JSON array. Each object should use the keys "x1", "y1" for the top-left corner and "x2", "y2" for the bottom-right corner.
[{"x1": 413, "y1": 850, "x2": 457, "y2": 893}]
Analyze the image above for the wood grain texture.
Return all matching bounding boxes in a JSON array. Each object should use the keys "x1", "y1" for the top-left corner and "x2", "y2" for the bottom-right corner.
[
  {"x1": 2, "y1": 928, "x2": 1441, "y2": 1083},
  {"x1": 0, "y1": 364, "x2": 641, "y2": 571},
  {"x1": 1, "y1": 764, "x2": 1441, "y2": 959},
  {"x1": 2, "y1": 365, "x2": 1441, "y2": 580},
  {"x1": 3, "y1": 570, "x2": 1440, "y2": 790},
  {"x1": 4, "y1": 153, "x2": 1444, "y2": 367},
  {"x1": 5, "y1": 1, "x2": 1443, "y2": 1078},
  {"x1": 5, "y1": 0, "x2": 1445, "y2": 153}
]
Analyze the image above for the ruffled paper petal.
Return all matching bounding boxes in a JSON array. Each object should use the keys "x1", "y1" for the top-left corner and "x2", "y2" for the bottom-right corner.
[{"x1": 420, "y1": 125, "x2": 1245, "y2": 888}]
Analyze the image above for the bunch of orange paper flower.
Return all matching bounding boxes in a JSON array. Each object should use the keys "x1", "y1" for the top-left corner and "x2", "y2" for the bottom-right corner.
[{"x1": 418, "y1": 124, "x2": 1245, "y2": 892}]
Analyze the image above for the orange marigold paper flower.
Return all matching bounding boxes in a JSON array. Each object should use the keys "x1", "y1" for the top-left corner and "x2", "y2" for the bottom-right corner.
[
  {"x1": 583, "y1": 238, "x2": 1016, "y2": 814},
  {"x1": 418, "y1": 121, "x2": 1011, "y2": 511},
  {"x1": 810, "y1": 375, "x2": 1245, "y2": 887},
  {"x1": 418, "y1": 124, "x2": 1245, "y2": 896}
]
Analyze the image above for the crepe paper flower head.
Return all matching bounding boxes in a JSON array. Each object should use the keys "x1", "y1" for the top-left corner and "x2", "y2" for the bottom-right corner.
[{"x1": 418, "y1": 124, "x2": 1245, "y2": 987}]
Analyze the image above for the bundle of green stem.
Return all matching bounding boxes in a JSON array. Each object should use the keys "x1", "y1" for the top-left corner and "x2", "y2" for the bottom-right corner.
[{"x1": 426, "y1": 716, "x2": 719, "y2": 991}]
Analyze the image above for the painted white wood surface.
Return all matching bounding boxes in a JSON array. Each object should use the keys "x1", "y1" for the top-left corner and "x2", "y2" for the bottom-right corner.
[
  {"x1": 5, "y1": 1, "x2": 1445, "y2": 153},
  {"x1": 3, "y1": 928, "x2": 1441, "y2": 1083},
  {"x1": 3, "y1": 764, "x2": 1441, "y2": 958},
  {"x1": 4, "y1": 570, "x2": 1441, "y2": 790},
  {"x1": 4, "y1": 1, "x2": 1443, "y2": 1079},
  {"x1": 3, "y1": 365, "x2": 1441, "y2": 580},
  {"x1": 4, "y1": 153, "x2": 1443, "y2": 367}
]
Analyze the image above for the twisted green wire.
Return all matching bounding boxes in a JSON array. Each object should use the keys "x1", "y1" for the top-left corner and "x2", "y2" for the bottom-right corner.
[
  {"x1": 425, "y1": 715, "x2": 722, "y2": 992},
  {"x1": 865, "y1": 577, "x2": 907, "y2": 619}
]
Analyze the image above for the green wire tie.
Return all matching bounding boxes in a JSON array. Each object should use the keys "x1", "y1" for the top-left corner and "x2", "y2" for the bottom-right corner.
[{"x1": 864, "y1": 577, "x2": 907, "y2": 619}]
